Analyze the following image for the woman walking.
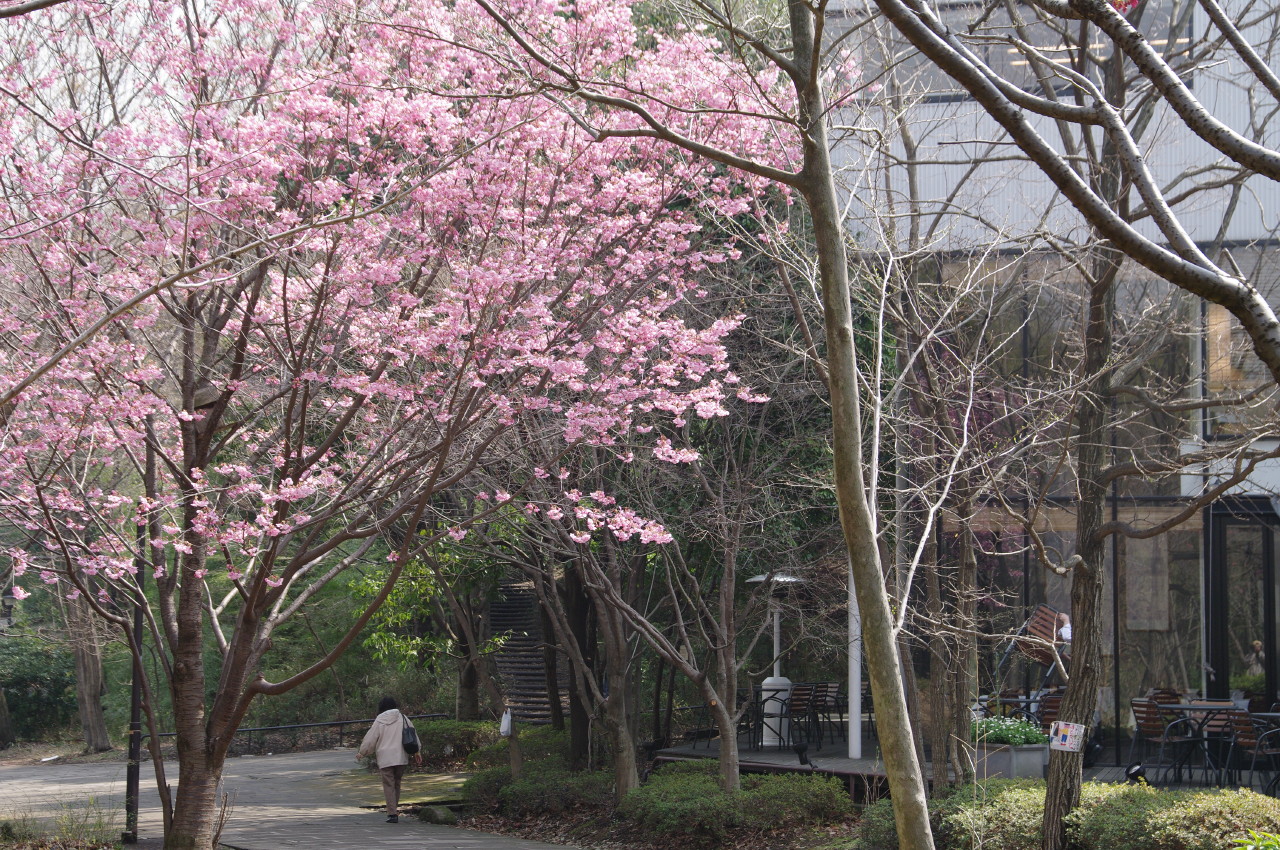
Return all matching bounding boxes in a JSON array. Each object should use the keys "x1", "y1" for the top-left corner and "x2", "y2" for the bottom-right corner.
[{"x1": 358, "y1": 697, "x2": 420, "y2": 822}]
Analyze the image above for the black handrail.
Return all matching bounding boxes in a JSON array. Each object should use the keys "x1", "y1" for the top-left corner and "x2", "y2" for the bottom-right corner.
[{"x1": 143, "y1": 713, "x2": 449, "y2": 753}]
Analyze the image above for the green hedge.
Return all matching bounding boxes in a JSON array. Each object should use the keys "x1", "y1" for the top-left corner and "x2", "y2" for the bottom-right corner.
[
  {"x1": 460, "y1": 726, "x2": 609, "y2": 815},
  {"x1": 851, "y1": 781, "x2": 1280, "y2": 850},
  {"x1": 461, "y1": 764, "x2": 515, "y2": 811},
  {"x1": 497, "y1": 762, "x2": 614, "y2": 816},
  {"x1": 1070, "y1": 786, "x2": 1280, "y2": 850},
  {"x1": 465, "y1": 726, "x2": 573, "y2": 769},
  {"x1": 414, "y1": 719, "x2": 501, "y2": 770},
  {"x1": 618, "y1": 761, "x2": 853, "y2": 846}
]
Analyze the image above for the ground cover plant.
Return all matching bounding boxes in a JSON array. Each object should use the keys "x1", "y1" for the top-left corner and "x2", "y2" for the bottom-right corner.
[{"x1": 851, "y1": 780, "x2": 1280, "y2": 850}]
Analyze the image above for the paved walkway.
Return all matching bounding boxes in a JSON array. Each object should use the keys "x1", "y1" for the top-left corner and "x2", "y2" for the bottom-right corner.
[{"x1": 0, "y1": 749, "x2": 580, "y2": 849}]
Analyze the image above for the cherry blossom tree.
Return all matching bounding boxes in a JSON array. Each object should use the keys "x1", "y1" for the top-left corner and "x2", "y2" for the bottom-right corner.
[{"x1": 0, "y1": 1, "x2": 765, "y2": 846}]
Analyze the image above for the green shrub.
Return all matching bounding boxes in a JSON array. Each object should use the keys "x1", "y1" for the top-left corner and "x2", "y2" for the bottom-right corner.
[
  {"x1": 849, "y1": 794, "x2": 898, "y2": 850},
  {"x1": 415, "y1": 719, "x2": 500, "y2": 769},
  {"x1": 618, "y1": 768, "x2": 740, "y2": 846},
  {"x1": 466, "y1": 726, "x2": 572, "y2": 769},
  {"x1": 0, "y1": 638, "x2": 76, "y2": 740},
  {"x1": 620, "y1": 764, "x2": 853, "y2": 846},
  {"x1": 1064, "y1": 783, "x2": 1172, "y2": 849},
  {"x1": 1144, "y1": 789, "x2": 1280, "y2": 850},
  {"x1": 461, "y1": 765, "x2": 515, "y2": 811},
  {"x1": 496, "y1": 762, "x2": 613, "y2": 816},
  {"x1": 938, "y1": 782, "x2": 1045, "y2": 850},
  {"x1": 850, "y1": 780, "x2": 1036, "y2": 850},
  {"x1": 739, "y1": 772, "x2": 853, "y2": 830},
  {"x1": 853, "y1": 781, "x2": 1280, "y2": 850}
]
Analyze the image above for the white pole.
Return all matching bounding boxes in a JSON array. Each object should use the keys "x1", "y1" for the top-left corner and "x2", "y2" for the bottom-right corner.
[
  {"x1": 848, "y1": 557, "x2": 862, "y2": 759},
  {"x1": 773, "y1": 604, "x2": 782, "y2": 679}
]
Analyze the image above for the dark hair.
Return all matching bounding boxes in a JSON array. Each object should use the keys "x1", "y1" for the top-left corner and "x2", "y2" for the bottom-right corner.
[{"x1": 377, "y1": 696, "x2": 399, "y2": 714}]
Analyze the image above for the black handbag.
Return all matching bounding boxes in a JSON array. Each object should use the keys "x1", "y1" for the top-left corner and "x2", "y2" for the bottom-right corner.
[{"x1": 401, "y1": 714, "x2": 420, "y2": 755}]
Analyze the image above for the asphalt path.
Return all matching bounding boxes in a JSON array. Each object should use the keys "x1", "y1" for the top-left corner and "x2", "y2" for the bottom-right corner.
[{"x1": 0, "y1": 748, "x2": 580, "y2": 849}]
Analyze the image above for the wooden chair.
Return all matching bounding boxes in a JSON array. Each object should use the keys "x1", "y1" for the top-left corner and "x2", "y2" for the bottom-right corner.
[
  {"x1": 1037, "y1": 693, "x2": 1064, "y2": 736},
  {"x1": 1225, "y1": 711, "x2": 1280, "y2": 792},
  {"x1": 1191, "y1": 699, "x2": 1235, "y2": 784},
  {"x1": 782, "y1": 682, "x2": 819, "y2": 746},
  {"x1": 995, "y1": 604, "x2": 1066, "y2": 690},
  {"x1": 1129, "y1": 697, "x2": 1200, "y2": 785}
]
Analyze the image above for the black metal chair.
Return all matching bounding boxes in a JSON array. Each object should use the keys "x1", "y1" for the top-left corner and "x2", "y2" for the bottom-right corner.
[{"x1": 813, "y1": 682, "x2": 846, "y2": 742}]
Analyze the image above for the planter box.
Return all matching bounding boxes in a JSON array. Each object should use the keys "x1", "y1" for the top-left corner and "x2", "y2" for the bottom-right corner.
[{"x1": 974, "y1": 743, "x2": 1049, "y2": 779}]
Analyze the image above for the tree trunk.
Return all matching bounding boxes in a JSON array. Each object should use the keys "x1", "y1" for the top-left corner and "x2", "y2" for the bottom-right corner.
[
  {"x1": 592, "y1": 549, "x2": 641, "y2": 798},
  {"x1": 564, "y1": 564, "x2": 593, "y2": 770},
  {"x1": 457, "y1": 654, "x2": 481, "y2": 721},
  {"x1": 70, "y1": 596, "x2": 112, "y2": 752},
  {"x1": 1040, "y1": 30, "x2": 1125, "y2": 847},
  {"x1": 165, "y1": 531, "x2": 228, "y2": 850},
  {"x1": 601, "y1": 675, "x2": 639, "y2": 798},
  {"x1": 791, "y1": 2, "x2": 934, "y2": 844},
  {"x1": 0, "y1": 687, "x2": 13, "y2": 749},
  {"x1": 541, "y1": 606, "x2": 565, "y2": 731},
  {"x1": 707, "y1": 698, "x2": 741, "y2": 791},
  {"x1": 73, "y1": 634, "x2": 112, "y2": 752},
  {"x1": 953, "y1": 493, "x2": 978, "y2": 783},
  {"x1": 166, "y1": 753, "x2": 226, "y2": 850},
  {"x1": 1041, "y1": 249, "x2": 1118, "y2": 850}
]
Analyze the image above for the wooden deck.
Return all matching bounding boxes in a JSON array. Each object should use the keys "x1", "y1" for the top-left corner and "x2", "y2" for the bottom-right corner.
[{"x1": 655, "y1": 734, "x2": 1139, "y2": 798}]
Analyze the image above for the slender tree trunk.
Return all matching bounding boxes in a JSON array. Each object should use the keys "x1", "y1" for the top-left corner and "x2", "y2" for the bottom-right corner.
[
  {"x1": 791, "y1": 3, "x2": 934, "y2": 844},
  {"x1": 1041, "y1": 251, "x2": 1118, "y2": 850},
  {"x1": 953, "y1": 492, "x2": 978, "y2": 782},
  {"x1": 564, "y1": 564, "x2": 593, "y2": 770},
  {"x1": 593, "y1": 549, "x2": 640, "y2": 797},
  {"x1": 457, "y1": 658, "x2": 481, "y2": 721},
  {"x1": 70, "y1": 596, "x2": 112, "y2": 752},
  {"x1": 456, "y1": 627, "x2": 481, "y2": 721},
  {"x1": 1041, "y1": 28, "x2": 1125, "y2": 847},
  {"x1": 541, "y1": 606, "x2": 565, "y2": 731},
  {"x1": 0, "y1": 687, "x2": 13, "y2": 749}
]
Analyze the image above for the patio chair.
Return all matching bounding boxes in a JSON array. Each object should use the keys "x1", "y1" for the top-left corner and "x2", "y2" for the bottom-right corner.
[
  {"x1": 782, "y1": 682, "x2": 820, "y2": 746},
  {"x1": 862, "y1": 677, "x2": 876, "y2": 740},
  {"x1": 994, "y1": 604, "x2": 1065, "y2": 691},
  {"x1": 813, "y1": 682, "x2": 846, "y2": 742},
  {"x1": 1036, "y1": 693, "x2": 1063, "y2": 736},
  {"x1": 1224, "y1": 711, "x2": 1280, "y2": 792},
  {"x1": 1128, "y1": 697, "x2": 1201, "y2": 785}
]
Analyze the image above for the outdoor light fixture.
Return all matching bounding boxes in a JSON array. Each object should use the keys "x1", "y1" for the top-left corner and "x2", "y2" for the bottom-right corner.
[
  {"x1": 1125, "y1": 763, "x2": 1146, "y2": 784},
  {"x1": 746, "y1": 573, "x2": 803, "y2": 679},
  {"x1": 793, "y1": 742, "x2": 810, "y2": 766}
]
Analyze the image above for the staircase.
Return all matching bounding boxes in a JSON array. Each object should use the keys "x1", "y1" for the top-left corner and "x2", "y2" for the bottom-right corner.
[{"x1": 489, "y1": 581, "x2": 569, "y2": 725}]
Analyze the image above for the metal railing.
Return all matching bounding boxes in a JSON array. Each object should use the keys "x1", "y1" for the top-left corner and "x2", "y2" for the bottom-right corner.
[{"x1": 144, "y1": 713, "x2": 449, "y2": 756}]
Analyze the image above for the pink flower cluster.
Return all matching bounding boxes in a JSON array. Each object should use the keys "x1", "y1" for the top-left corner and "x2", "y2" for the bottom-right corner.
[{"x1": 0, "y1": 0, "x2": 785, "y2": 599}]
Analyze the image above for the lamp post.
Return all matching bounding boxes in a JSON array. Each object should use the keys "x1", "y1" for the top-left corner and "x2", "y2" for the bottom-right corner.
[{"x1": 747, "y1": 573, "x2": 801, "y2": 747}]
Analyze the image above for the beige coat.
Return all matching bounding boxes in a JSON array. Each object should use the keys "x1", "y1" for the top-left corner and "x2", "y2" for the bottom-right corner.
[{"x1": 358, "y1": 708, "x2": 412, "y2": 768}]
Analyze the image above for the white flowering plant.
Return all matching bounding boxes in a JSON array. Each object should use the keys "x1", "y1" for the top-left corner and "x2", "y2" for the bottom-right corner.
[{"x1": 972, "y1": 715, "x2": 1049, "y2": 746}]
